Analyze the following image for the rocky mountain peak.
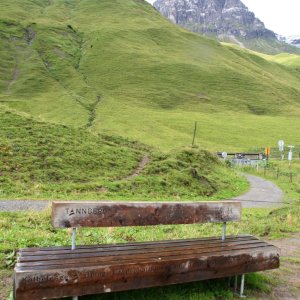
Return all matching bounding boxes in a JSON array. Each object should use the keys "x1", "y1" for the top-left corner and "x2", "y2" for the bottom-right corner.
[{"x1": 154, "y1": 0, "x2": 300, "y2": 54}]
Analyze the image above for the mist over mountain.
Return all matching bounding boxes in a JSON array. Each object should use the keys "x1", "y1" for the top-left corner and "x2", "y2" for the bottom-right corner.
[
  {"x1": 286, "y1": 36, "x2": 300, "y2": 48},
  {"x1": 153, "y1": 0, "x2": 300, "y2": 54}
]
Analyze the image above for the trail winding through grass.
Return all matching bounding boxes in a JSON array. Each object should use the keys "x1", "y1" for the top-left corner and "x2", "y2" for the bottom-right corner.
[
  {"x1": 232, "y1": 173, "x2": 283, "y2": 208},
  {"x1": 125, "y1": 155, "x2": 150, "y2": 180},
  {"x1": 0, "y1": 172, "x2": 283, "y2": 211},
  {"x1": 0, "y1": 155, "x2": 151, "y2": 211}
]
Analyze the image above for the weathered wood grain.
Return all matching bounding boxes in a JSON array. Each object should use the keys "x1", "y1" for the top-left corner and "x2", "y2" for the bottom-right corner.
[
  {"x1": 52, "y1": 201, "x2": 241, "y2": 228},
  {"x1": 14, "y1": 237, "x2": 279, "y2": 300},
  {"x1": 18, "y1": 234, "x2": 254, "y2": 253},
  {"x1": 17, "y1": 236, "x2": 260, "y2": 263},
  {"x1": 17, "y1": 239, "x2": 267, "y2": 266}
]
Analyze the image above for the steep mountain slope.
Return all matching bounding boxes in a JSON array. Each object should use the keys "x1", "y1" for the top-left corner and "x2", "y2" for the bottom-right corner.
[
  {"x1": 0, "y1": 0, "x2": 300, "y2": 151},
  {"x1": 153, "y1": 0, "x2": 300, "y2": 55}
]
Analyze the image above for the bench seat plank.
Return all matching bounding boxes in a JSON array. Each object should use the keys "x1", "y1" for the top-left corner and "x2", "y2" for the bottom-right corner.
[
  {"x1": 17, "y1": 243, "x2": 275, "y2": 271},
  {"x1": 17, "y1": 238, "x2": 267, "y2": 267},
  {"x1": 18, "y1": 234, "x2": 254, "y2": 253},
  {"x1": 15, "y1": 235, "x2": 279, "y2": 300}
]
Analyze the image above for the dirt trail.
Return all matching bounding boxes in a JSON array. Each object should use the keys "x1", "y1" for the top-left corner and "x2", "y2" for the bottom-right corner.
[
  {"x1": 125, "y1": 155, "x2": 149, "y2": 180},
  {"x1": 0, "y1": 156, "x2": 150, "y2": 212},
  {"x1": 7, "y1": 39, "x2": 20, "y2": 93},
  {"x1": 270, "y1": 235, "x2": 300, "y2": 299},
  {"x1": 7, "y1": 66, "x2": 20, "y2": 92},
  {"x1": 253, "y1": 234, "x2": 300, "y2": 300}
]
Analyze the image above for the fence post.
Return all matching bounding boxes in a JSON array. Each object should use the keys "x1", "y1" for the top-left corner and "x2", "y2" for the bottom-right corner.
[{"x1": 192, "y1": 121, "x2": 197, "y2": 147}]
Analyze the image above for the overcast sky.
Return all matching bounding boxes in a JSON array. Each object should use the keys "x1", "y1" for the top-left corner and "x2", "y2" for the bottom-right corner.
[{"x1": 146, "y1": 0, "x2": 300, "y2": 37}]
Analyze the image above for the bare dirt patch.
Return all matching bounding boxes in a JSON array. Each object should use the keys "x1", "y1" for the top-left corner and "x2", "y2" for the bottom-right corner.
[
  {"x1": 253, "y1": 234, "x2": 300, "y2": 299},
  {"x1": 0, "y1": 271, "x2": 12, "y2": 300},
  {"x1": 270, "y1": 235, "x2": 300, "y2": 299}
]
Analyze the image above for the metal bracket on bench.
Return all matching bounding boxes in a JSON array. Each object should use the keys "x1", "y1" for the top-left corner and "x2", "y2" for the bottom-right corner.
[
  {"x1": 72, "y1": 227, "x2": 77, "y2": 250},
  {"x1": 71, "y1": 228, "x2": 78, "y2": 300},
  {"x1": 234, "y1": 274, "x2": 246, "y2": 298},
  {"x1": 222, "y1": 222, "x2": 227, "y2": 241}
]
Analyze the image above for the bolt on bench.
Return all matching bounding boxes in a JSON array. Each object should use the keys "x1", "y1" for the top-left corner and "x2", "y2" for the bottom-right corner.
[{"x1": 14, "y1": 201, "x2": 279, "y2": 300}]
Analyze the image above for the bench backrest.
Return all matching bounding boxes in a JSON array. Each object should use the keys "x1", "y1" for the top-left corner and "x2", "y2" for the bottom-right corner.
[{"x1": 52, "y1": 201, "x2": 241, "y2": 228}]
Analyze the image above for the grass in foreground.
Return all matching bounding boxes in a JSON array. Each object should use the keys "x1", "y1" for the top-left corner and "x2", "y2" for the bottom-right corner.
[{"x1": 0, "y1": 153, "x2": 297, "y2": 299}]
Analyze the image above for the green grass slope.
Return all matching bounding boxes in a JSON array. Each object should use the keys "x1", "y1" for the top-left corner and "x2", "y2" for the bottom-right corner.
[
  {"x1": 238, "y1": 36, "x2": 300, "y2": 56},
  {"x1": 270, "y1": 54, "x2": 300, "y2": 69},
  {"x1": 0, "y1": 108, "x2": 246, "y2": 199},
  {"x1": 0, "y1": 107, "x2": 143, "y2": 198},
  {"x1": 0, "y1": 0, "x2": 300, "y2": 150},
  {"x1": 222, "y1": 43, "x2": 300, "y2": 74}
]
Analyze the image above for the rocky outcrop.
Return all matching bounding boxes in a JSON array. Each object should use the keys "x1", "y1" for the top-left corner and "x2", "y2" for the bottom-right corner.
[{"x1": 154, "y1": 0, "x2": 300, "y2": 54}]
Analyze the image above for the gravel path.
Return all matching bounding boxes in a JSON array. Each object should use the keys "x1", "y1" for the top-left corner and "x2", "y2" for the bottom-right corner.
[
  {"x1": 232, "y1": 173, "x2": 283, "y2": 208},
  {"x1": 0, "y1": 200, "x2": 49, "y2": 212},
  {"x1": 0, "y1": 173, "x2": 283, "y2": 212}
]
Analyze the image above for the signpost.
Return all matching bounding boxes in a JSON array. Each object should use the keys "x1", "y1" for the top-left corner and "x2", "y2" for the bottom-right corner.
[
  {"x1": 222, "y1": 152, "x2": 228, "y2": 159},
  {"x1": 278, "y1": 140, "x2": 284, "y2": 160},
  {"x1": 265, "y1": 147, "x2": 271, "y2": 156},
  {"x1": 265, "y1": 147, "x2": 271, "y2": 166},
  {"x1": 288, "y1": 145, "x2": 294, "y2": 166}
]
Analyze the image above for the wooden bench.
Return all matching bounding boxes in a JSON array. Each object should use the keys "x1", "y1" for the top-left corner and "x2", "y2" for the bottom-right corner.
[{"x1": 14, "y1": 201, "x2": 279, "y2": 300}]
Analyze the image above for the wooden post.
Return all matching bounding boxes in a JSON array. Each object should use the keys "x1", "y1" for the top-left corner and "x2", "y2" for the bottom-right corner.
[{"x1": 192, "y1": 121, "x2": 197, "y2": 147}]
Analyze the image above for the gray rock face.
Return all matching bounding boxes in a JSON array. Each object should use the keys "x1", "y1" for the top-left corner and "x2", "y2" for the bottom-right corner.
[{"x1": 154, "y1": 0, "x2": 300, "y2": 54}]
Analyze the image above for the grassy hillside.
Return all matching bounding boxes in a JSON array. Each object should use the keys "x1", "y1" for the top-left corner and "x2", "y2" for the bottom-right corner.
[
  {"x1": 269, "y1": 53, "x2": 300, "y2": 69},
  {"x1": 0, "y1": 107, "x2": 143, "y2": 198},
  {"x1": 234, "y1": 36, "x2": 300, "y2": 56},
  {"x1": 0, "y1": 108, "x2": 246, "y2": 199},
  {"x1": 0, "y1": 0, "x2": 299, "y2": 151},
  {"x1": 222, "y1": 43, "x2": 300, "y2": 70}
]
